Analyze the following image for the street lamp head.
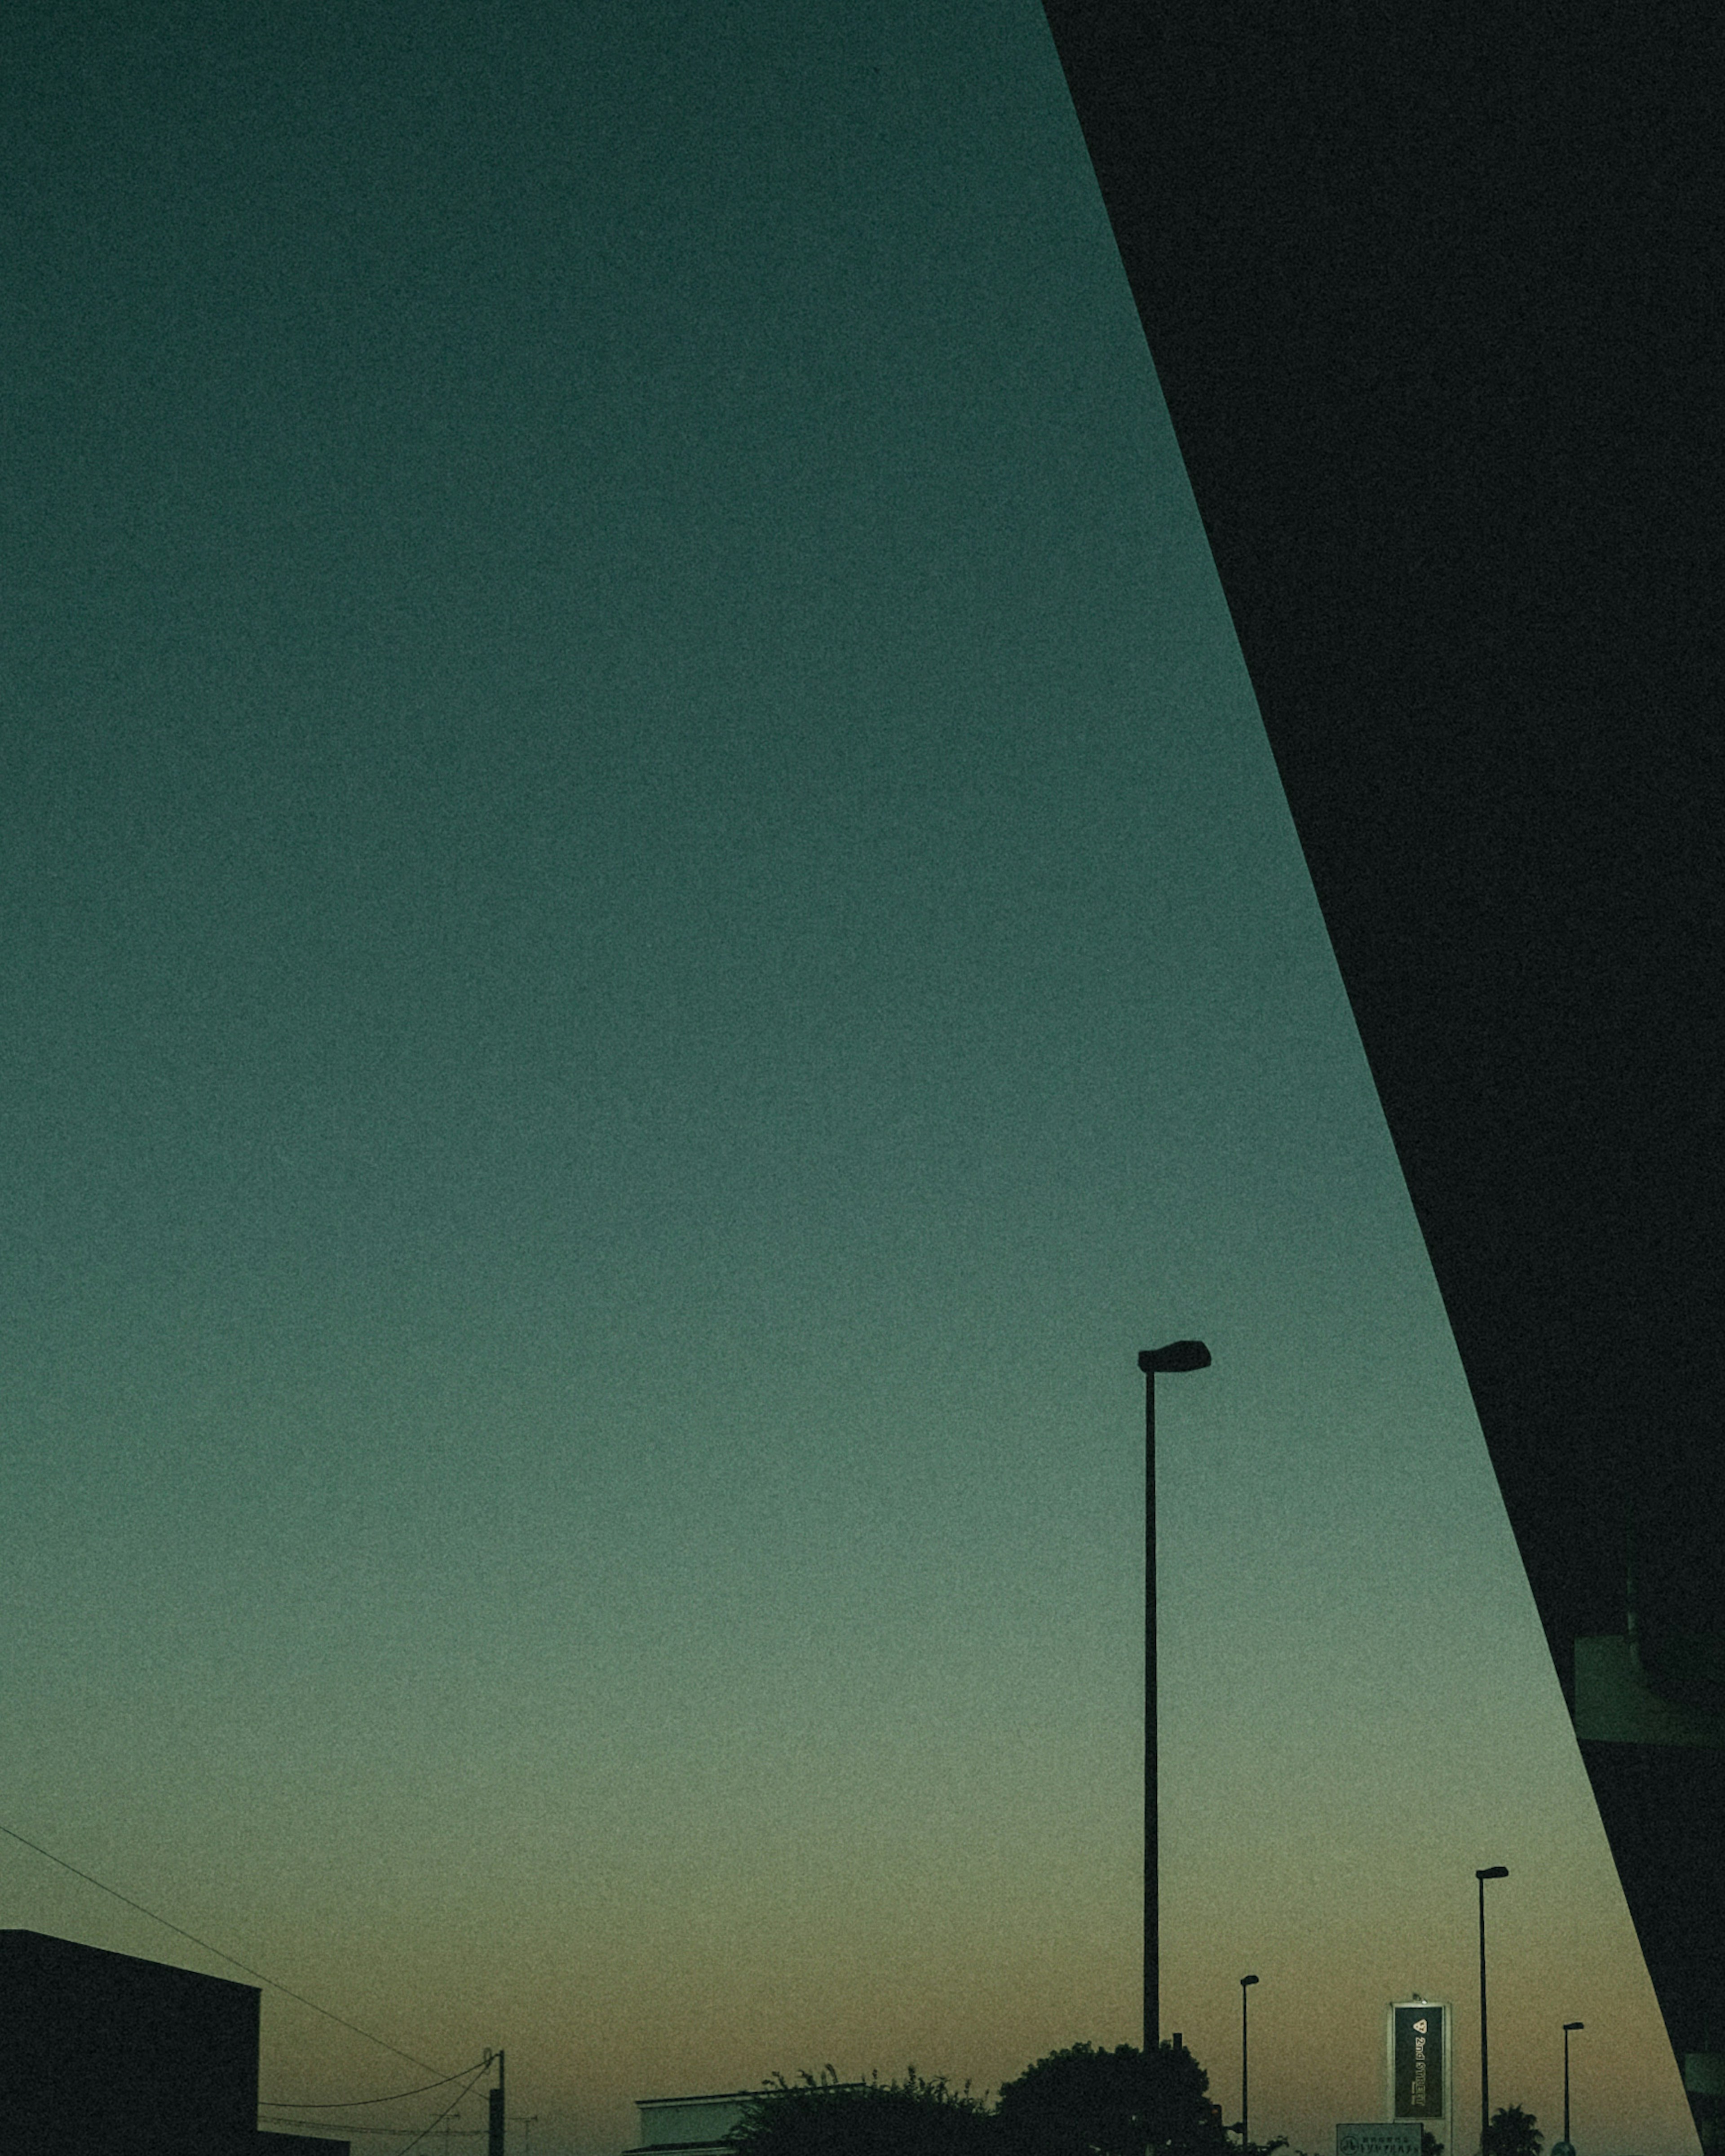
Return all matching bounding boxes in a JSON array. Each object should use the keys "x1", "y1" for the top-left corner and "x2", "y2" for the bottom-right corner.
[
  {"x1": 1477, "y1": 1865, "x2": 1509, "y2": 1880},
  {"x1": 1242, "y1": 1974, "x2": 1260, "y2": 1987},
  {"x1": 1564, "y1": 2021, "x2": 1584, "y2": 2032},
  {"x1": 1140, "y1": 1341, "x2": 1212, "y2": 1374}
]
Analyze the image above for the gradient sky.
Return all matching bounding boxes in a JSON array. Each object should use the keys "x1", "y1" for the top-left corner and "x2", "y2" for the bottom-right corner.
[{"x1": 0, "y1": 5, "x2": 1698, "y2": 2156}]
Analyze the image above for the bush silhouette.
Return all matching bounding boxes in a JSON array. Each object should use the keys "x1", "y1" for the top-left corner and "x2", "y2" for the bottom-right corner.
[
  {"x1": 727, "y1": 2041, "x2": 1242, "y2": 2156},
  {"x1": 727, "y1": 2068, "x2": 993, "y2": 2156},
  {"x1": 995, "y1": 2041, "x2": 1233, "y2": 2156},
  {"x1": 1482, "y1": 2108, "x2": 1542, "y2": 2156}
]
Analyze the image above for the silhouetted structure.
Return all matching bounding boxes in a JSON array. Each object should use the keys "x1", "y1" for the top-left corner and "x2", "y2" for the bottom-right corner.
[
  {"x1": 1038, "y1": 4, "x2": 1723, "y2": 2143},
  {"x1": 0, "y1": 1928, "x2": 349, "y2": 2155},
  {"x1": 625, "y1": 2089, "x2": 781, "y2": 2156}
]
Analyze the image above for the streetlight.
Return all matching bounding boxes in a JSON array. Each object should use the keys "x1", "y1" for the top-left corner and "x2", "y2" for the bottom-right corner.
[
  {"x1": 1240, "y1": 1974, "x2": 1260, "y2": 2150},
  {"x1": 1476, "y1": 1867, "x2": 1509, "y2": 2153},
  {"x1": 1137, "y1": 1338, "x2": 1212, "y2": 2052},
  {"x1": 1561, "y1": 2023, "x2": 1584, "y2": 2150}
]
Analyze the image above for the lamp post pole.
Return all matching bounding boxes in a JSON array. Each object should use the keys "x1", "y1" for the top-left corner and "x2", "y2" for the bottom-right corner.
[
  {"x1": 1240, "y1": 1974, "x2": 1260, "y2": 2149},
  {"x1": 1137, "y1": 1339, "x2": 1212, "y2": 2054},
  {"x1": 1562, "y1": 2022, "x2": 1583, "y2": 2147},
  {"x1": 1476, "y1": 1867, "x2": 1509, "y2": 2153}
]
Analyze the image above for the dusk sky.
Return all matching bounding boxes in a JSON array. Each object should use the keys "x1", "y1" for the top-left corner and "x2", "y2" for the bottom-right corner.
[{"x1": 0, "y1": 4, "x2": 1698, "y2": 2155}]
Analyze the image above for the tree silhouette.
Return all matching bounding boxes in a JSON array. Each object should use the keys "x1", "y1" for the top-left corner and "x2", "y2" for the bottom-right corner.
[
  {"x1": 726, "y1": 2068, "x2": 993, "y2": 2156},
  {"x1": 725, "y1": 2042, "x2": 1243, "y2": 2156},
  {"x1": 1482, "y1": 2107, "x2": 1542, "y2": 2156},
  {"x1": 995, "y1": 2041, "x2": 1232, "y2": 2156}
]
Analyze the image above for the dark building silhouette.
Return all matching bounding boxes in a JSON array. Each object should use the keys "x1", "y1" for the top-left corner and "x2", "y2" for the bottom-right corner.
[
  {"x1": 1035, "y1": 3, "x2": 1723, "y2": 2144},
  {"x1": 0, "y1": 1929, "x2": 349, "y2": 2155},
  {"x1": 624, "y1": 2088, "x2": 764, "y2": 2156}
]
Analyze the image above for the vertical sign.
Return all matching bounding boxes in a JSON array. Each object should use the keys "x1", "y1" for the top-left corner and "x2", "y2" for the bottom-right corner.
[{"x1": 1387, "y1": 2000, "x2": 1452, "y2": 2152}]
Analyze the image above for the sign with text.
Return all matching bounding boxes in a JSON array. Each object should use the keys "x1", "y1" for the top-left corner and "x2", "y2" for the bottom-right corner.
[
  {"x1": 1387, "y1": 2000, "x2": 1451, "y2": 2125},
  {"x1": 1339, "y1": 2125, "x2": 1421, "y2": 2156}
]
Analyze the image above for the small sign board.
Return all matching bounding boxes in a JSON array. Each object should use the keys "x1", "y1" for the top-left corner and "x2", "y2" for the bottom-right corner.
[{"x1": 1339, "y1": 2125, "x2": 1421, "y2": 2156}]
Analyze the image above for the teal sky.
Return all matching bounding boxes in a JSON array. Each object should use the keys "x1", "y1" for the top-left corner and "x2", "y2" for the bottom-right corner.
[{"x1": 0, "y1": 5, "x2": 1697, "y2": 2155}]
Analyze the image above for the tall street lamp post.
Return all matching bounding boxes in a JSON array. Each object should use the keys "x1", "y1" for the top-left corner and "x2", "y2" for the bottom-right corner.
[
  {"x1": 1477, "y1": 1866, "x2": 1509, "y2": 2152},
  {"x1": 1137, "y1": 1338, "x2": 1212, "y2": 2053},
  {"x1": 1562, "y1": 2022, "x2": 1584, "y2": 2148},
  {"x1": 1240, "y1": 1973, "x2": 1260, "y2": 2149}
]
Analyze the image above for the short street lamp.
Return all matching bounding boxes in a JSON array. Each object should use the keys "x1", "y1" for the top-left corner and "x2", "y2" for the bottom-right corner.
[
  {"x1": 1477, "y1": 1867, "x2": 1509, "y2": 2152},
  {"x1": 1138, "y1": 1338, "x2": 1212, "y2": 2052},
  {"x1": 1240, "y1": 1974, "x2": 1260, "y2": 2149},
  {"x1": 1561, "y1": 2022, "x2": 1584, "y2": 2152}
]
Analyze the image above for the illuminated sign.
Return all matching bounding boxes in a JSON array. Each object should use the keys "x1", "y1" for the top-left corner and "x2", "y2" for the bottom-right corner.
[{"x1": 1387, "y1": 2001, "x2": 1451, "y2": 2125}]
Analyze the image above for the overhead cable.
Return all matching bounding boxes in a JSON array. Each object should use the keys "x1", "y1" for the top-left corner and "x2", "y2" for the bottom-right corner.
[
  {"x1": 394, "y1": 2058, "x2": 493, "y2": 2153},
  {"x1": 0, "y1": 1818, "x2": 446, "y2": 2074},
  {"x1": 260, "y1": 2058, "x2": 491, "y2": 2108}
]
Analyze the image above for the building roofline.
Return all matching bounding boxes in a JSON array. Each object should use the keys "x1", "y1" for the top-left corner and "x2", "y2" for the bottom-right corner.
[{"x1": 636, "y1": 2092, "x2": 762, "y2": 2106}]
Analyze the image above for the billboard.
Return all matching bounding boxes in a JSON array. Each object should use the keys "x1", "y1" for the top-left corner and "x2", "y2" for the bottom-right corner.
[{"x1": 1387, "y1": 2000, "x2": 1452, "y2": 2131}]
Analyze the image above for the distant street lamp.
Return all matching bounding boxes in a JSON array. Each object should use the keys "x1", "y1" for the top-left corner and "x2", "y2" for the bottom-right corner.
[
  {"x1": 1561, "y1": 2023, "x2": 1584, "y2": 2148},
  {"x1": 1240, "y1": 1974, "x2": 1260, "y2": 2149},
  {"x1": 1137, "y1": 1338, "x2": 1212, "y2": 2052},
  {"x1": 1476, "y1": 1867, "x2": 1509, "y2": 2152}
]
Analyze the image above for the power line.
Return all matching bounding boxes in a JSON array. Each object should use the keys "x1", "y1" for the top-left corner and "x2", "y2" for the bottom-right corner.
[
  {"x1": 0, "y1": 1819, "x2": 446, "y2": 2075},
  {"x1": 261, "y1": 2060, "x2": 491, "y2": 2109},
  {"x1": 394, "y1": 2058, "x2": 493, "y2": 2154},
  {"x1": 264, "y1": 2126, "x2": 487, "y2": 2139}
]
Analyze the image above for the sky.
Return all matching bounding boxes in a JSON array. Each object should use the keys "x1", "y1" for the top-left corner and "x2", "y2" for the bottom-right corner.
[{"x1": 0, "y1": 4, "x2": 1700, "y2": 2155}]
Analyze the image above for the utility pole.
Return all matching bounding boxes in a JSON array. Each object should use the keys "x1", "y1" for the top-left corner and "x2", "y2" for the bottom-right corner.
[
  {"x1": 1561, "y1": 2022, "x2": 1583, "y2": 2153},
  {"x1": 1477, "y1": 1868, "x2": 1508, "y2": 2154},
  {"x1": 1240, "y1": 1973, "x2": 1259, "y2": 2149},
  {"x1": 1137, "y1": 1338, "x2": 1212, "y2": 2052},
  {"x1": 489, "y1": 2050, "x2": 506, "y2": 2156}
]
